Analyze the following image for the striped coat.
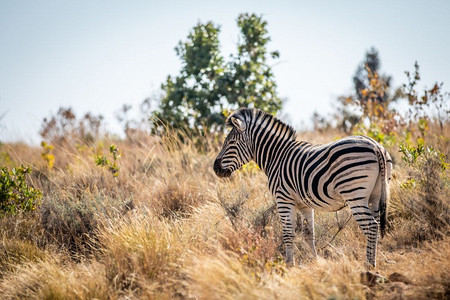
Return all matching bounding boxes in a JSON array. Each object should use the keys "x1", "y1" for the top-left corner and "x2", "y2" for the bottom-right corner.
[{"x1": 214, "y1": 108, "x2": 392, "y2": 267}]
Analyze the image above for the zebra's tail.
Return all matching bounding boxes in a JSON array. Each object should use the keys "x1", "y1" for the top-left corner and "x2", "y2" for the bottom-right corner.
[{"x1": 378, "y1": 147, "x2": 390, "y2": 239}]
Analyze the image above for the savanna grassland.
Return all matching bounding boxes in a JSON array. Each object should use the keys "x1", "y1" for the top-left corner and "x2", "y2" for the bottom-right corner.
[
  {"x1": 0, "y1": 115, "x2": 449, "y2": 299},
  {"x1": 2, "y1": 9, "x2": 450, "y2": 298}
]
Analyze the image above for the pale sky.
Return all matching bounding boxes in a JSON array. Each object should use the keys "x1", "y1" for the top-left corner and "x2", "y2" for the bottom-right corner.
[{"x1": 1, "y1": 0, "x2": 449, "y2": 144}]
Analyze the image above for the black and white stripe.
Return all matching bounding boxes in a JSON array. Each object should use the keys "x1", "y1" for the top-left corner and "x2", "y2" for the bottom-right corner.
[{"x1": 214, "y1": 108, "x2": 392, "y2": 267}]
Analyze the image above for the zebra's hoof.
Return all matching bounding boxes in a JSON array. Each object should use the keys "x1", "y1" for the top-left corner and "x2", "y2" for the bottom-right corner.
[
  {"x1": 365, "y1": 260, "x2": 376, "y2": 269},
  {"x1": 284, "y1": 257, "x2": 295, "y2": 267}
]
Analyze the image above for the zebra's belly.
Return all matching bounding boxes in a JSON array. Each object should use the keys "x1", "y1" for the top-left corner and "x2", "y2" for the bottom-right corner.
[
  {"x1": 298, "y1": 193, "x2": 347, "y2": 211},
  {"x1": 313, "y1": 197, "x2": 346, "y2": 211}
]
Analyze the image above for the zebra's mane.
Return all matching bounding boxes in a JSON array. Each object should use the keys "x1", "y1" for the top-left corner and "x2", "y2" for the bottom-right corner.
[{"x1": 227, "y1": 108, "x2": 297, "y2": 141}]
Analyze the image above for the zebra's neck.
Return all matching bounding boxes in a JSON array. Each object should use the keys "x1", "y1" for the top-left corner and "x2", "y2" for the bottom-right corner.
[{"x1": 250, "y1": 119, "x2": 297, "y2": 177}]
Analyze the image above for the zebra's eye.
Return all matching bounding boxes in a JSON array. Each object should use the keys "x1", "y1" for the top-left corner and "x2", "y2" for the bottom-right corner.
[{"x1": 228, "y1": 139, "x2": 236, "y2": 145}]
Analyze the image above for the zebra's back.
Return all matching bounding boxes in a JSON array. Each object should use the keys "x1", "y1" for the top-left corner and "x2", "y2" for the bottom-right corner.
[{"x1": 280, "y1": 136, "x2": 385, "y2": 211}]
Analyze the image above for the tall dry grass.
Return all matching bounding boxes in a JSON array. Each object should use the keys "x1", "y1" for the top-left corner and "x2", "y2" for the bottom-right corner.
[{"x1": 0, "y1": 123, "x2": 449, "y2": 299}]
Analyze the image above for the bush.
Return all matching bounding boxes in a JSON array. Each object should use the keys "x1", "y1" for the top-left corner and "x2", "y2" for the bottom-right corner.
[
  {"x1": 153, "y1": 181, "x2": 208, "y2": 218},
  {"x1": 95, "y1": 144, "x2": 121, "y2": 177},
  {"x1": 389, "y1": 142, "x2": 449, "y2": 245},
  {"x1": 0, "y1": 166, "x2": 42, "y2": 216},
  {"x1": 40, "y1": 194, "x2": 132, "y2": 255}
]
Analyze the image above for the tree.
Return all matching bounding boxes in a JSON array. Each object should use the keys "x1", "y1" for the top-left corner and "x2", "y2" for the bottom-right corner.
[
  {"x1": 353, "y1": 47, "x2": 392, "y2": 105},
  {"x1": 218, "y1": 14, "x2": 282, "y2": 114},
  {"x1": 337, "y1": 48, "x2": 400, "y2": 132},
  {"x1": 153, "y1": 13, "x2": 282, "y2": 133},
  {"x1": 40, "y1": 107, "x2": 104, "y2": 144}
]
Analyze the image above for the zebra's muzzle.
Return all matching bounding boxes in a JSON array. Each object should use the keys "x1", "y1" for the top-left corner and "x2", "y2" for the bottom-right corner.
[{"x1": 213, "y1": 159, "x2": 232, "y2": 178}]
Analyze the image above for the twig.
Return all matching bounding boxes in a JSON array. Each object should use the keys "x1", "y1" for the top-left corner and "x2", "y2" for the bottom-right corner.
[{"x1": 320, "y1": 213, "x2": 352, "y2": 250}]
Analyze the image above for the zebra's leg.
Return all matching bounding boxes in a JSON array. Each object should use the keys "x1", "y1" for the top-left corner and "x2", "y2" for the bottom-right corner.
[
  {"x1": 369, "y1": 173, "x2": 382, "y2": 225},
  {"x1": 275, "y1": 195, "x2": 296, "y2": 266},
  {"x1": 298, "y1": 206, "x2": 317, "y2": 257},
  {"x1": 347, "y1": 198, "x2": 379, "y2": 268}
]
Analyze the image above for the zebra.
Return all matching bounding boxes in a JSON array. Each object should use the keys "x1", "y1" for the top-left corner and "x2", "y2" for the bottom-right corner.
[{"x1": 213, "y1": 108, "x2": 392, "y2": 267}]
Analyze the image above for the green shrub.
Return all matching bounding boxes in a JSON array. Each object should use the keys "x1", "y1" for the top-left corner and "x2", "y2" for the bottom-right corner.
[
  {"x1": 95, "y1": 144, "x2": 121, "y2": 177},
  {"x1": 400, "y1": 140, "x2": 448, "y2": 171},
  {"x1": 392, "y1": 141, "x2": 450, "y2": 244},
  {"x1": 0, "y1": 166, "x2": 42, "y2": 216}
]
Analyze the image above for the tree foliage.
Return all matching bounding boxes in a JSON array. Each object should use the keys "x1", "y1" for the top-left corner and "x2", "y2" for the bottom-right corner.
[
  {"x1": 336, "y1": 48, "x2": 400, "y2": 132},
  {"x1": 353, "y1": 47, "x2": 393, "y2": 105},
  {"x1": 154, "y1": 13, "x2": 282, "y2": 133}
]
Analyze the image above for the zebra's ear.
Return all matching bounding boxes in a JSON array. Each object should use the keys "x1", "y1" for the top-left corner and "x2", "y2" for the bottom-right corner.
[{"x1": 230, "y1": 116, "x2": 246, "y2": 132}]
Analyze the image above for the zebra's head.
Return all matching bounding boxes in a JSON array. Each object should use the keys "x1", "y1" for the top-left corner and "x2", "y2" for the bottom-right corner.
[{"x1": 214, "y1": 111, "x2": 253, "y2": 178}]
